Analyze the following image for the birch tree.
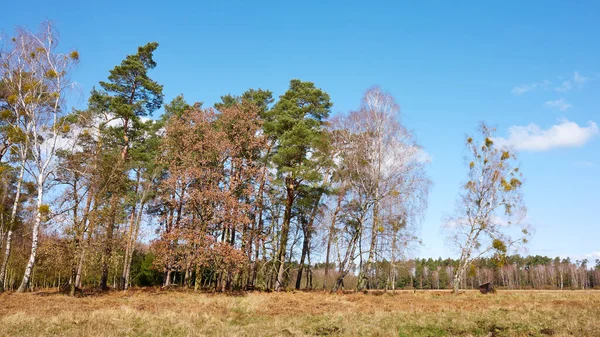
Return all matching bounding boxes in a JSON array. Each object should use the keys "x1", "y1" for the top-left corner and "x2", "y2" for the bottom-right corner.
[
  {"x1": 0, "y1": 27, "x2": 36, "y2": 292},
  {"x1": 0, "y1": 161, "x2": 26, "y2": 292},
  {"x1": 0, "y1": 22, "x2": 79, "y2": 292},
  {"x1": 333, "y1": 87, "x2": 430, "y2": 290},
  {"x1": 54, "y1": 108, "x2": 107, "y2": 295},
  {"x1": 445, "y1": 123, "x2": 529, "y2": 294}
]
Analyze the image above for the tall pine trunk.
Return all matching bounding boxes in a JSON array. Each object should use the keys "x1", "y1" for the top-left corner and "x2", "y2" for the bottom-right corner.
[{"x1": 275, "y1": 180, "x2": 295, "y2": 291}]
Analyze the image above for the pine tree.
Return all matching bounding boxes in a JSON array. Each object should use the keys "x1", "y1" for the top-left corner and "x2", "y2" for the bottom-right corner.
[
  {"x1": 88, "y1": 42, "x2": 163, "y2": 290},
  {"x1": 266, "y1": 79, "x2": 332, "y2": 291}
]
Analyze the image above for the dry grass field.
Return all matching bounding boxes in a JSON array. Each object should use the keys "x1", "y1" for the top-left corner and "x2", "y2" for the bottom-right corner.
[{"x1": 0, "y1": 289, "x2": 598, "y2": 336}]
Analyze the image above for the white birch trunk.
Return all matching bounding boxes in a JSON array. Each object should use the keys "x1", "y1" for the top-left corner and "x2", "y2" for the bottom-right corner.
[
  {"x1": 0, "y1": 162, "x2": 25, "y2": 291},
  {"x1": 17, "y1": 175, "x2": 45, "y2": 292}
]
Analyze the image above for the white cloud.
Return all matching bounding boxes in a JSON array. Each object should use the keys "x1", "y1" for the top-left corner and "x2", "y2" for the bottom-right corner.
[
  {"x1": 493, "y1": 119, "x2": 599, "y2": 151},
  {"x1": 555, "y1": 71, "x2": 588, "y2": 92},
  {"x1": 511, "y1": 80, "x2": 551, "y2": 95},
  {"x1": 512, "y1": 72, "x2": 590, "y2": 95},
  {"x1": 584, "y1": 251, "x2": 600, "y2": 259},
  {"x1": 42, "y1": 115, "x2": 159, "y2": 158},
  {"x1": 573, "y1": 71, "x2": 587, "y2": 85},
  {"x1": 555, "y1": 80, "x2": 573, "y2": 92},
  {"x1": 511, "y1": 84, "x2": 534, "y2": 95},
  {"x1": 544, "y1": 98, "x2": 572, "y2": 112}
]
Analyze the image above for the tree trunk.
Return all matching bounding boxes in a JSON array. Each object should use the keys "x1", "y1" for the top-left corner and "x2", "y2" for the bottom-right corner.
[
  {"x1": 560, "y1": 269, "x2": 564, "y2": 290},
  {"x1": 251, "y1": 207, "x2": 264, "y2": 288},
  {"x1": 359, "y1": 199, "x2": 379, "y2": 290},
  {"x1": 69, "y1": 239, "x2": 80, "y2": 296},
  {"x1": 390, "y1": 231, "x2": 396, "y2": 292},
  {"x1": 359, "y1": 129, "x2": 383, "y2": 291},
  {"x1": 70, "y1": 184, "x2": 94, "y2": 296},
  {"x1": 0, "y1": 163, "x2": 24, "y2": 292},
  {"x1": 295, "y1": 198, "x2": 320, "y2": 290},
  {"x1": 124, "y1": 201, "x2": 145, "y2": 290},
  {"x1": 295, "y1": 230, "x2": 308, "y2": 290},
  {"x1": 333, "y1": 222, "x2": 362, "y2": 292},
  {"x1": 194, "y1": 265, "x2": 201, "y2": 291},
  {"x1": 275, "y1": 180, "x2": 295, "y2": 291},
  {"x1": 100, "y1": 194, "x2": 118, "y2": 291},
  {"x1": 0, "y1": 182, "x2": 8, "y2": 254},
  {"x1": 75, "y1": 226, "x2": 96, "y2": 289},
  {"x1": 453, "y1": 262, "x2": 468, "y2": 294},
  {"x1": 323, "y1": 191, "x2": 342, "y2": 290},
  {"x1": 17, "y1": 176, "x2": 45, "y2": 292},
  {"x1": 250, "y1": 179, "x2": 266, "y2": 287},
  {"x1": 74, "y1": 244, "x2": 86, "y2": 288},
  {"x1": 122, "y1": 171, "x2": 141, "y2": 290},
  {"x1": 184, "y1": 265, "x2": 191, "y2": 288},
  {"x1": 121, "y1": 178, "x2": 139, "y2": 290},
  {"x1": 306, "y1": 242, "x2": 313, "y2": 290}
]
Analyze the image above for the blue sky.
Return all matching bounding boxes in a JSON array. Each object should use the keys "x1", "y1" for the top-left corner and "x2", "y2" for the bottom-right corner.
[{"x1": 3, "y1": 1, "x2": 599, "y2": 261}]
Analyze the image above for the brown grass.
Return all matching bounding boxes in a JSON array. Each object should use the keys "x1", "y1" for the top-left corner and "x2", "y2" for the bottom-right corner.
[{"x1": 0, "y1": 289, "x2": 598, "y2": 336}]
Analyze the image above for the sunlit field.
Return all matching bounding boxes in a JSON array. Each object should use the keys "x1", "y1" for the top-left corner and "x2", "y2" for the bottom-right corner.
[{"x1": 1, "y1": 289, "x2": 598, "y2": 336}]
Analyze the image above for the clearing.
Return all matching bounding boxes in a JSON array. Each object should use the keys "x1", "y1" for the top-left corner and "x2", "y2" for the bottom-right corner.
[{"x1": 0, "y1": 289, "x2": 598, "y2": 336}]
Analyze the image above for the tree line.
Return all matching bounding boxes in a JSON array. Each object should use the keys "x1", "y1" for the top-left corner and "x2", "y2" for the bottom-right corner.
[
  {"x1": 0, "y1": 23, "x2": 549, "y2": 295},
  {"x1": 408, "y1": 255, "x2": 599, "y2": 291}
]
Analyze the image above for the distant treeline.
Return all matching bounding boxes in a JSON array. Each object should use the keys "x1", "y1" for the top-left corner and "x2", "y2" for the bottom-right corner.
[{"x1": 401, "y1": 255, "x2": 599, "y2": 290}]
